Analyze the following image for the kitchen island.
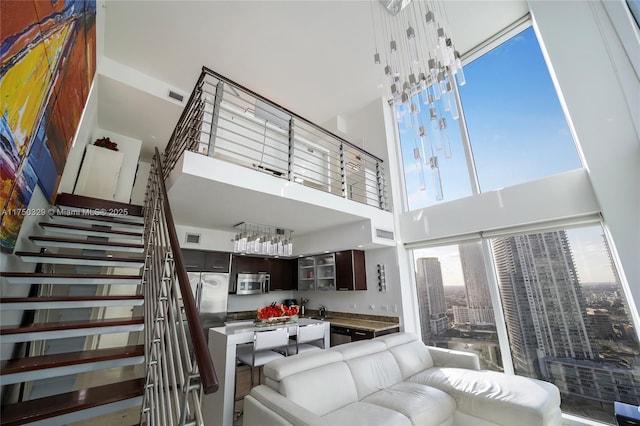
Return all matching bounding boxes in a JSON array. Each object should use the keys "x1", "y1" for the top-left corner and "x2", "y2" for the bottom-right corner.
[{"x1": 202, "y1": 318, "x2": 329, "y2": 426}]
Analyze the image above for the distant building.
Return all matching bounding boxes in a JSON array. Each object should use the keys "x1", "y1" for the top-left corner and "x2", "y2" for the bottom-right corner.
[
  {"x1": 459, "y1": 242, "x2": 495, "y2": 326},
  {"x1": 416, "y1": 257, "x2": 449, "y2": 340},
  {"x1": 453, "y1": 305, "x2": 470, "y2": 325},
  {"x1": 492, "y1": 231, "x2": 596, "y2": 376}
]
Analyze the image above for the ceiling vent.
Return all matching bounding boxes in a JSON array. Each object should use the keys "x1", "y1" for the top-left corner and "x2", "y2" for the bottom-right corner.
[
  {"x1": 168, "y1": 90, "x2": 184, "y2": 102},
  {"x1": 185, "y1": 233, "x2": 201, "y2": 244},
  {"x1": 375, "y1": 229, "x2": 394, "y2": 240}
]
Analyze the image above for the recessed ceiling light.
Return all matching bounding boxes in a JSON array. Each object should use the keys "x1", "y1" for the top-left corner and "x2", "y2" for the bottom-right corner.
[
  {"x1": 324, "y1": 251, "x2": 329, "y2": 253},
  {"x1": 151, "y1": 135, "x2": 157, "y2": 140},
  {"x1": 357, "y1": 245, "x2": 364, "y2": 248}
]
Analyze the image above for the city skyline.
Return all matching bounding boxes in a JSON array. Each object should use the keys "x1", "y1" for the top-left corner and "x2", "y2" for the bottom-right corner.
[{"x1": 414, "y1": 226, "x2": 618, "y2": 286}]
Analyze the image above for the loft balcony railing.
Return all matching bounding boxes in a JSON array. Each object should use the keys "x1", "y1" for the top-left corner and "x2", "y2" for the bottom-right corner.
[{"x1": 164, "y1": 67, "x2": 389, "y2": 211}]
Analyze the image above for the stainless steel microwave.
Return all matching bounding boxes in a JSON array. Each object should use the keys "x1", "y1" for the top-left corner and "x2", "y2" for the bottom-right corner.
[{"x1": 235, "y1": 273, "x2": 270, "y2": 295}]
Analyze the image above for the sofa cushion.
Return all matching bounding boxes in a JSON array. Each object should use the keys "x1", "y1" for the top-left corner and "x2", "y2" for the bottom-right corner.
[
  {"x1": 279, "y1": 362, "x2": 358, "y2": 416},
  {"x1": 374, "y1": 332, "x2": 420, "y2": 348},
  {"x1": 264, "y1": 349, "x2": 343, "y2": 383},
  {"x1": 322, "y1": 401, "x2": 412, "y2": 426},
  {"x1": 332, "y1": 339, "x2": 387, "y2": 360},
  {"x1": 409, "y1": 368, "x2": 562, "y2": 425},
  {"x1": 388, "y1": 339, "x2": 434, "y2": 379},
  {"x1": 345, "y1": 350, "x2": 403, "y2": 399},
  {"x1": 363, "y1": 381, "x2": 456, "y2": 426}
]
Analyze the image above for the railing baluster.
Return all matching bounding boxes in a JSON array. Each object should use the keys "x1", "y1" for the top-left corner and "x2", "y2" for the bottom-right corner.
[
  {"x1": 161, "y1": 67, "x2": 390, "y2": 212},
  {"x1": 141, "y1": 148, "x2": 219, "y2": 426},
  {"x1": 340, "y1": 143, "x2": 347, "y2": 199},
  {"x1": 207, "y1": 82, "x2": 224, "y2": 156}
]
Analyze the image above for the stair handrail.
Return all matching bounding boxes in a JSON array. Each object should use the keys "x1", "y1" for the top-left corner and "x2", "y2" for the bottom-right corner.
[
  {"x1": 157, "y1": 147, "x2": 219, "y2": 393},
  {"x1": 141, "y1": 148, "x2": 218, "y2": 425}
]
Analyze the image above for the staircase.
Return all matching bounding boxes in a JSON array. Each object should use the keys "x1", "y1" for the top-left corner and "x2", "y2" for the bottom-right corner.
[{"x1": 1, "y1": 194, "x2": 146, "y2": 426}]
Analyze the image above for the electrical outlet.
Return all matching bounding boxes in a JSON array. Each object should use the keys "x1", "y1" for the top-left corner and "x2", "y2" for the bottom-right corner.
[
  {"x1": 381, "y1": 304, "x2": 389, "y2": 311},
  {"x1": 392, "y1": 304, "x2": 398, "y2": 313},
  {"x1": 349, "y1": 303, "x2": 356, "y2": 309},
  {"x1": 369, "y1": 304, "x2": 375, "y2": 310}
]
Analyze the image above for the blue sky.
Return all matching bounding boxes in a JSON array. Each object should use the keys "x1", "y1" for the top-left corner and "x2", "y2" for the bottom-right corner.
[{"x1": 399, "y1": 26, "x2": 581, "y2": 211}]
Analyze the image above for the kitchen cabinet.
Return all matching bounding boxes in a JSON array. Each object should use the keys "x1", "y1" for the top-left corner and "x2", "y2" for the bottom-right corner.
[
  {"x1": 335, "y1": 250, "x2": 366, "y2": 291},
  {"x1": 230, "y1": 255, "x2": 294, "y2": 291},
  {"x1": 298, "y1": 253, "x2": 336, "y2": 291},
  {"x1": 182, "y1": 249, "x2": 230, "y2": 272},
  {"x1": 267, "y1": 258, "x2": 296, "y2": 291},
  {"x1": 330, "y1": 325, "x2": 400, "y2": 346}
]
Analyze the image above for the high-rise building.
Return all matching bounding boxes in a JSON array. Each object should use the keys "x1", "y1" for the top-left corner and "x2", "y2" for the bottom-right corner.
[
  {"x1": 492, "y1": 231, "x2": 596, "y2": 377},
  {"x1": 459, "y1": 242, "x2": 495, "y2": 326},
  {"x1": 416, "y1": 257, "x2": 449, "y2": 340}
]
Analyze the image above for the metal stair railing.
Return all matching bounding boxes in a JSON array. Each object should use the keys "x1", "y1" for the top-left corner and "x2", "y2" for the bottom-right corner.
[
  {"x1": 141, "y1": 147, "x2": 219, "y2": 426},
  {"x1": 162, "y1": 66, "x2": 390, "y2": 212}
]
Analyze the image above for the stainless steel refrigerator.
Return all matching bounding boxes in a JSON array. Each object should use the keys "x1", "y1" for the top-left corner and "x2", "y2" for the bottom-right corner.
[{"x1": 187, "y1": 272, "x2": 230, "y2": 337}]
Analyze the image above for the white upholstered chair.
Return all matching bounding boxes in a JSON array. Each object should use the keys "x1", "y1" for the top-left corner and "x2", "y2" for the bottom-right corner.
[
  {"x1": 288, "y1": 323, "x2": 325, "y2": 355},
  {"x1": 236, "y1": 327, "x2": 289, "y2": 387}
]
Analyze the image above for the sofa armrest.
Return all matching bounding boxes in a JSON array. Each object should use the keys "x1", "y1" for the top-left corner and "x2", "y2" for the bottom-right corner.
[
  {"x1": 427, "y1": 346, "x2": 481, "y2": 370},
  {"x1": 245, "y1": 385, "x2": 329, "y2": 426}
]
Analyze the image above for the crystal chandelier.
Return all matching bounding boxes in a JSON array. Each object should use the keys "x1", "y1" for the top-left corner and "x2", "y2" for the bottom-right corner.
[
  {"x1": 371, "y1": 0, "x2": 466, "y2": 200},
  {"x1": 232, "y1": 222, "x2": 293, "y2": 256}
]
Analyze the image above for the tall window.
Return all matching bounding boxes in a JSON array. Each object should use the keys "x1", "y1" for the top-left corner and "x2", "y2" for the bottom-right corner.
[
  {"x1": 399, "y1": 26, "x2": 582, "y2": 211},
  {"x1": 413, "y1": 242, "x2": 502, "y2": 371},
  {"x1": 411, "y1": 225, "x2": 640, "y2": 424}
]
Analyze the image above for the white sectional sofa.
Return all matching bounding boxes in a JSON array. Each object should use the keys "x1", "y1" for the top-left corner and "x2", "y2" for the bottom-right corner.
[{"x1": 243, "y1": 332, "x2": 562, "y2": 426}]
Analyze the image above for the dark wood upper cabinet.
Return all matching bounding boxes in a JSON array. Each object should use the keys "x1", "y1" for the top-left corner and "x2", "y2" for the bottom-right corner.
[
  {"x1": 181, "y1": 249, "x2": 230, "y2": 272},
  {"x1": 335, "y1": 250, "x2": 367, "y2": 291},
  {"x1": 268, "y1": 258, "x2": 295, "y2": 291},
  {"x1": 229, "y1": 255, "x2": 295, "y2": 291}
]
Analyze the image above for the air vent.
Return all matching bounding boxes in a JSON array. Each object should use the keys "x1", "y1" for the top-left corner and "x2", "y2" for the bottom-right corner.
[
  {"x1": 375, "y1": 229, "x2": 394, "y2": 240},
  {"x1": 185, "y1": 233, "x2": 200, "y2": 244},
  {"x1": 168, "y1": 90, "x2": 184, "y2": 102}
]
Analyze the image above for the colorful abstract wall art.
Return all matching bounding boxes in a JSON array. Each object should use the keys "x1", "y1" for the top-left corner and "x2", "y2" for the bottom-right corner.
[{"x1": 1, "y1": 0, "x2": 96, "y2": 252}]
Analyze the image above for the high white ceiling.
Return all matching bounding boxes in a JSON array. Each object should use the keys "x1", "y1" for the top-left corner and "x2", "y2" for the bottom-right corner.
[
  {"x1": 99, "y1": 0, "x2": 529, "y2": 161},
  {"x1": 97, "y1": 1, "x2": 529, "y2": 237}
]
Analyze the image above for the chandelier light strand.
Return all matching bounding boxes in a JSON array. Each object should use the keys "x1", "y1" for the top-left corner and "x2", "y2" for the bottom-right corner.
[{"x1": 372, "y1": 0, "x2": 466, "y2": 201}]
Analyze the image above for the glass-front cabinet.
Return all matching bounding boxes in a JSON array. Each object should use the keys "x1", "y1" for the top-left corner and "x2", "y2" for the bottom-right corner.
[
  {"x1": 298, "y1": 254, "x2": 336, "y2": 291},
  {"x1": 315, "y1": 253, "x2": 336, "y2": 291},
  {"x1": 298, "y1": 256, "x2": 316, "y2": 291}
]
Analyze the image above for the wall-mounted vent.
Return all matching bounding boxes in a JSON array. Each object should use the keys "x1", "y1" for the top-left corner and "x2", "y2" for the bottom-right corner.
[
  {"x1": 168, "y1": 90, "x2": 184, "y2": 102},
  {"x1": 375, "y1": 229, "x2": 394, "y2": 240},
  {"x1": 185, "y1": 233, "x2": 201, "y2": 244}
]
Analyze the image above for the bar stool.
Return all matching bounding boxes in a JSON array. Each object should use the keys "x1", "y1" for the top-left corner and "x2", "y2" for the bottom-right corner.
[
  {"x1": 236, "y1": 327, "x2": 289, "y2": 387},
  {"x1": 288, "y1": 323, "x2": 325, "y2": 355}
]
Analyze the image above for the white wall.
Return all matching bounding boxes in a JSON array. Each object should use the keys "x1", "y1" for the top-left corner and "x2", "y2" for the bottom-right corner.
[
  {"x1": 529, "y1": 0, "x2": 640, "y2": 330},
  {"x1": 58, "y1": 81, "x2": 99, "y2": 195},
  {"x1": 94, "y1": 130, "x2": 141, "y2": 203},
  {"x1": 399, "y1": 169, "x2": 600, "y2": 244},
  {"x1": 129, "y1": 161, "x2": 151, "y2": 205},
  {"x1": 176, "y1": 224, "x2": 236, "y2": 252}
]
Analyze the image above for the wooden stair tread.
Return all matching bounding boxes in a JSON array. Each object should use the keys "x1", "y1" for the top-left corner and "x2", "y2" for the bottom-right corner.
[
  {"x1": 0, "y1": 317, "x2": 143, "y2": 335},
  {"x1": 0, "y1": 295, "x2": 143, "y2": 303},
  {"x1": 0, "y1": 272, "x2": 142, "y2": 280},
  {"x1": 55, "y1": 193, "x2": 143, "y2": 217},
  {"x1": 15, "y1": 251, "x2": 143, "y2": 263},
  {"x1": 1, "y1": 345, "x2": 144, "y2": 376},
  {"x1": 0, "y1": 378, "x2": 144, "y2": 426},
  {"x1": 29, "y1": 236, "x2": 144, "y2": 248},
  {"x1": 51, "y1": 213, "x2": 144, "y2": 226},
  {"x1": 40, "y1": 222, "x2": 142, "y2": 236}
]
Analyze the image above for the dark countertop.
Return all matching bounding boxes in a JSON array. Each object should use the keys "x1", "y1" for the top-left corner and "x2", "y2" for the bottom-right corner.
[
  {"x1": 228, "y1": 310, "x2": 400, "y2": 333},
  {"x1": 321, "y1": 317, "x2": 400, "y2": 332}
]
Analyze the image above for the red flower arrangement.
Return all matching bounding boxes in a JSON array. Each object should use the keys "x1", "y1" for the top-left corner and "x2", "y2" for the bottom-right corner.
[
  {"x1": 257, "y1": 303, "x2": 299, "y2": 320},
  {"x1": 94, "y1": 137, "x2": 119, "y2": 151}
]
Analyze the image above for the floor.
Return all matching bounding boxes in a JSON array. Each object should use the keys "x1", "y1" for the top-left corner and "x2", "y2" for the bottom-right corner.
[{"x1": 66, "y1": 363, "x2": 258, "y2": 426}]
